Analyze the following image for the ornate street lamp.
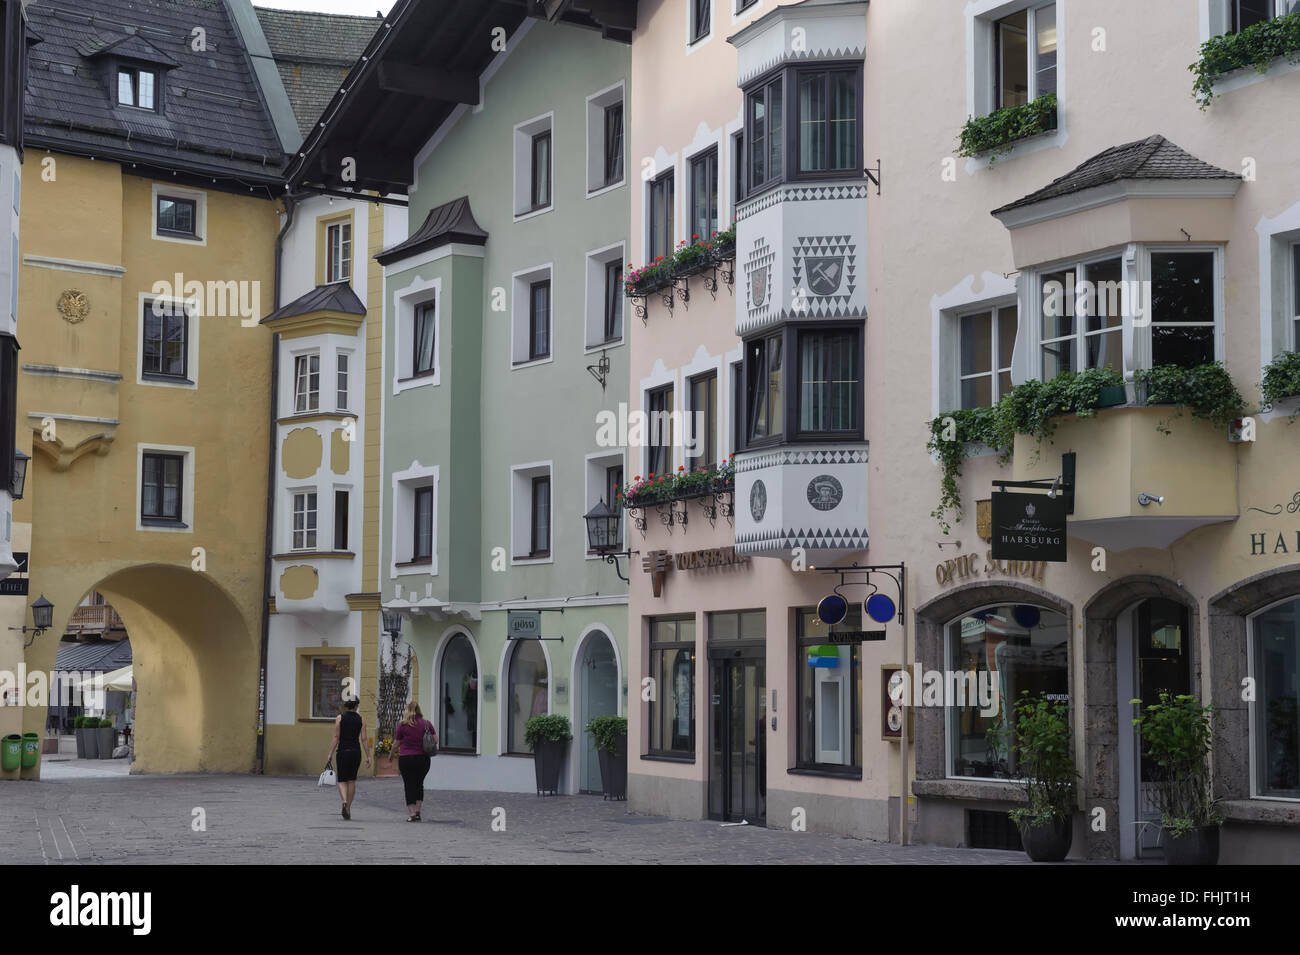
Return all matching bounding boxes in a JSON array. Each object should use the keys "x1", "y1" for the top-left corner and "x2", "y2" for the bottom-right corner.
[
  {"x1": 381, "y1": 609, "x2": 403, "y2": 636},
  {"x1": 10, "y1": 594, "x2": 54, "y2": 648},
  {"x1": 584, "y1": 498, "x2": 636, "y2": 582},
  {"x1": 11, "y1": 449, "x2": 28, "y2": 500}
]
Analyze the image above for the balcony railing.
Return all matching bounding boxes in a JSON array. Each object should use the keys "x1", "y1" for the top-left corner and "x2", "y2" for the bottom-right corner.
[{"x1": 65, "y1": 604, "x2": 125, "y2": 637}]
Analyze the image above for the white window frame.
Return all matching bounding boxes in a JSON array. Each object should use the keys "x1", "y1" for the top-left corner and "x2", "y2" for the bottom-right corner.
[
  {"x1": 955, "y1": 303, "x2": 1019, "y2": 410},
  {"x1": 1022, "y1": 244, "x2": 1225, "y2": 381},
  {"x1": 117, "y1": 65, "x2": 157, "y2": 111},
  {"x1": 732, "y1": 0, "x2": 763, "y2": 23},
  {"x1": 326, "y1": 220, "x2": 353, "y2": 284},
  {"x1": 584, "y1": 242, "x2": 626, "y2": 351},
  {"x1": 687, "y1": 0, "x2": 714, "y2": 52},
  {"x1": 683, "y1": 130, "x2": 724, "y2": 247},
  {"x1": 293, "y1": 351, "x2": 321, "y2": 413},
  {"x1": 150, "y1": 183, "x2": 207, "y2": 246},
  {"x1": 135, "y1": 442, "x2": 195, "y2": 534},
  {"x1": 931, "y1": 272, "x2": 1021, "y2": 417},
  {"x1": 682, "y1": 345, "x2": 725, "y2": 469},
  {"x1": 584, "y1": 450, "x2": 627, "y2": 560},
  {"x1": 989, "y1": 1, "x2": 1057, "y2": 110},
  {"x1": 390, "y1": 461, "x2": 439, "y2": 579},
  {"x1": 511, "y1": 263, "x2": 555, "y2": 369},
  {"x1": 391, "y1": 274, "x2": 440, "y2": 394},
  {"x1": 291, "y1": 488, "x2": 319, "y2": 551},
  {"x1": 585, "y1": 81, "x2": 626, "y2": 198},
  {"x1": 336, "y1": 350, "x2": 351, "y2": 412},
  {"x1": 511, "y1": 460, "x2": 554, "y2": 566},
  {"x1": 513, "y1": 111, "x2": 555, "y2": 221},
  {"x1": 965, "y1": 0, "x2": 1066, "y2": 167}
]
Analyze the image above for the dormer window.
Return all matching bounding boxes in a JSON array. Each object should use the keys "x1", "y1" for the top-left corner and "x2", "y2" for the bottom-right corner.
[{"x1": 118, "y1": 66, "x2": 156, "y2": 110}]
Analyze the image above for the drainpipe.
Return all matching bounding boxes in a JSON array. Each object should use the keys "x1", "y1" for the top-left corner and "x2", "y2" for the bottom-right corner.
[{"x1": 255, "y1": 192, "x2": 298, "y2": 774}]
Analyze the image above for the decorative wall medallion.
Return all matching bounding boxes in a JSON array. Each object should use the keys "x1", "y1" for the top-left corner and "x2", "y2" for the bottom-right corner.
[
  {"x1": 806, "y1": 474, "x2": 843, "y2": 511},
  {"x1": 804, "y1": 255, "x2": 845, "y2": 295},
  {"x1": 750, "y1": 480, "x2": 767, "y2": 522},
  {"x1": 57, "y1": 289, "x2": 90, "y2": 324}
]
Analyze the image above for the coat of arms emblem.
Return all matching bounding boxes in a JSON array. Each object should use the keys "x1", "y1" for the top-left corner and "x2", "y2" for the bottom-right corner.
[
  {"x1": 749, "y1": 267, "x2": 768, "y2": 308},
  {"x1": 805, "y1": 256, "x2": 845, "y2": 296}
]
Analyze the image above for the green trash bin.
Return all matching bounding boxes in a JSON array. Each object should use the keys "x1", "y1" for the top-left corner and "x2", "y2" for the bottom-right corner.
[
  {"x1": 21, "y1": 733, "x2": 39, "y2": 768},
  {"x1": 1, "y1": 734, "x2": 20, "y2": 771}
]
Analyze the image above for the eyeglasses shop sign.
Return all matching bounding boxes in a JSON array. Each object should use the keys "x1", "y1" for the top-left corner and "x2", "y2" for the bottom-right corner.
[{"x1": 990, "y1": 491, "x2": 1067, "y2": 563}]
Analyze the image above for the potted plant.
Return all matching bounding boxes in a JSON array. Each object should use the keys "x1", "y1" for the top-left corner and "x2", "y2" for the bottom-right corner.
[
  {"x1": 586, "y1": 715, "x2": 628, "y2": 801},
  {"x1": 82, "y1": 716, "x2": 100, "y2": 759},
  {"x1": 374, "y1": 737, "x2": 398, "y2": 777},
  {"x1": 73, "y1": 715, "x2": 88, "y2": 759},
  {"x1": 97, "y1": 714, "x2": 118, "y2": 759},
  {"x1": 1007, "y1": 692, "x2": 1078, "y2": 862},
  {"x1": 525, "y1": 713, "x2": 573, "y2": 796},
  {"x1": 1131, "y1": 691, "x2": 1224, "y2": 865}
]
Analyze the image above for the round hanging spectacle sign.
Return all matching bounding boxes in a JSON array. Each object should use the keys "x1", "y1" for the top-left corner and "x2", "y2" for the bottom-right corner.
[
  {"x1": 1013, "y1": 605, "x2": 1041, "y2": 629},
  {"x1": 865, "y1": 593, "x2": 896, "y2": 624},
  {"x1": 817, "y1": 594, "x2": 848, "y2": 625}
]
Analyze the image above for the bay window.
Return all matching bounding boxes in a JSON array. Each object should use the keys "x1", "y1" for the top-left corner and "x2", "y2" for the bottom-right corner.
[
  {"x1": 1150, "y1": 250, "x2": 1216, "y2": 368},
  {"x1": 746, "y1": 75, "x2": 783, "y2": 193},
  {"x1": 743, "y1": 323, "x2": 862, "y2": 447},
  {"x1": 294, "y1": 353, "x2": 320, "y2": 413},
  {"x1": 796, "y1": 69, "x2": 858, "y2": 175},
  {"x1": 1039, "y1": 256, "x2": 1123, "y2": 378}
]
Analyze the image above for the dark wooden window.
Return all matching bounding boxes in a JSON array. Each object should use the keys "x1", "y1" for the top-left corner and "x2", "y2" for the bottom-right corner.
[
  {"x1": 647, "y1": 384, "x2": 674, "y2": 478},
  {"x1": 745, "y1": 332, "x2": 784, "y2": 444},
  {"x1": 334, "y1": 490, "x2": 349, "y2": 551},
  {"x1": 156, "y1": 195, "x2": 196, "y2": 238},
  {"x1": 648, "y1": 171, "x2": 674, "y2": 262},
  {"x1": 529, "y1": 280, "x2": 551, "y2": 360},
  {"x1": 746, "y1": 76, "x2": 783, "y2": 192},
  {"x1": 413, "y1": 301, "x2": 436, "y2": 376},
  {"x1": 689, "y1": 371, "x2": 717, "y2": 469},
  {"x1": 530, "y1": 475, "x2": 551, "y2": 557},
  {"x1": 142, "y1": 301, "x2": 188, "y2": 380},
  {"x1": 413, "y1": 486, "x2": 433, "y2": 561},
  {"x1": 141, "y1": 453, "x2": 184, "y2": 524},
  {"x1": 691, "y1": 0, "x2": 711, "y2": 42},
  {"x1": 604, "y1": 260, "x2": 623, "y2": 341},
  {"x1": 531, "y1": 130, "x2": 552, "y2": 209},
  {"x1": 604, "y1": 102, "x2": 624, "y2": 186},
  {"x1": 689, "y1": 147, "x2": 719, "y2": 244},
  {"x1": 795, "y1": 68, "x2": 859, "y2": 175}
]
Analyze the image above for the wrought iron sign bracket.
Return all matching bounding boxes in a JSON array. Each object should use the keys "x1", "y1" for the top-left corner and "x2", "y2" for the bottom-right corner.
[
  {"x1": 809, "y1": 562, "x2": 906, "y2": 623},
  {"x1": 991, "y1": 452, "x2": 1076, "y2": 515},
  {"x1": 586, "y1": 349, "x2": 610, "y2": 391},
  {"x1": 863, "y1": 158, "x2": 882, "y2": 196}
]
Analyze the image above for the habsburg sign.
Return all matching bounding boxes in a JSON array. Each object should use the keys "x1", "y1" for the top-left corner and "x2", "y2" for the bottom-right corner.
[{"x1": 990, "y1": 491, "x2": 1068, "y2": 563}]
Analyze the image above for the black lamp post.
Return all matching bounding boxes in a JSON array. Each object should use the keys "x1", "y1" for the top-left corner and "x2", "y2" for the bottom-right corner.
[
  {"x1": 584, "y1": 498, "x2": 635, "y2": 582},
  {"x1": 11, "y1": 449, "x2": 28, "y2": 500},
  {"x1": 10, "y1": 594, "x2": 54, "y2": 648}
]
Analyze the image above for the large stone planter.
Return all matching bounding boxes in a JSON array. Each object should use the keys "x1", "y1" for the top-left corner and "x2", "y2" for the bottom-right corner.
[
  {"x1": 1164, "y1": 826, "x2": 1220, "y2": 866},
  {"x1": 532, "y1": 739, "x2": 565, "y2": 796},
  {"x1": 74, "y1": 727, "x2": 87, "y2": 759},
  {"x1": 1018, "y1": 816, "x2": 1073, "y2": 862},
  {"x1": 83, "y1": 727, "x2": 99, "y2": 759},
  {"x1": 97, "y1": 726, "x2": 118, "y2": 759},
  {"x1": 596, "y1": 733, "x2": 627, "y2": 801}
]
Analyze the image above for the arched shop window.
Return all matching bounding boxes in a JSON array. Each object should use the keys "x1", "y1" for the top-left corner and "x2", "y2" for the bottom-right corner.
[
  {"x1": 439, "y1": 634, "x2": 478, "y2": 753},
  {"x1": 945, "y1": 604, "x2": 1069, "y2": 779},
  {"x1": 507, "y1": 640, "x2": 549, "y2": 755},
  {"x1": 1252, "y1": 597, "x2": 1300, "y2": 798}
]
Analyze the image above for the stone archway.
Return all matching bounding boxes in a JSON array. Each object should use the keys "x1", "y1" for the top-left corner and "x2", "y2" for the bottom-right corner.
[
  {"x1": 1208, "y1": 562, "x2": 1300, "y2": 803},
  {"x1": 21, "y1": 564, "x2": 260, "y2": 775},
  {"x1": 1081, "y1": 576, "x2": 1200, "y2": 860}
]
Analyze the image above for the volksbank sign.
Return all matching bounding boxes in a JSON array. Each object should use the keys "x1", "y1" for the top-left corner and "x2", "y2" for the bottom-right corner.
[{"x1": 990, "y1": 491, "x2": 1067, "y2": 563}]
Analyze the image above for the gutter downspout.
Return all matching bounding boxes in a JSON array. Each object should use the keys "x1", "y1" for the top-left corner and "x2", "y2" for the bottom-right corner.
[{"x1": 256, "y1": 191, "x2": 298, "y2": 774}]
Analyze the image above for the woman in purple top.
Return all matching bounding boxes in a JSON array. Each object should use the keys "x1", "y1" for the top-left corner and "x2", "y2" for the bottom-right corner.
[{"x1": 395, "y1": 701, "x2": 437, "y2": 821}]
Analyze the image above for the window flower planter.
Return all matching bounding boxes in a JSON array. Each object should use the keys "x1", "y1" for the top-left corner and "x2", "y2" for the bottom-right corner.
[
  {"x1": 625, "y1": 226, "x2": 737, "y2": 302},
  {"x1": 1191, "y1": 11, "x2": 1300, "y2": 107},
  {"x1": 619, "y1": 458, "x2": 736, "y2": 512},
  {"x1": 956, "y1": 93, "x2": 1058, "y2": 164},
  {"x1": 1261, "y1": 350, "x2": 1300, "y2": 407}
]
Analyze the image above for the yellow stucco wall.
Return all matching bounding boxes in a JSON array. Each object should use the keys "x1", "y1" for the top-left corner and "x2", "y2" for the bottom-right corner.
[
  {"x1": 282, "y1": 427, "x2": 323, "y2": 479},
  {"x1": 3, "y1": 156, "x2": 278, "y2": 776}
]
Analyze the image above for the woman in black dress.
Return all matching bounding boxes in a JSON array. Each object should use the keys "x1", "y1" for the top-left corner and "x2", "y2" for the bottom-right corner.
[{"x1": 326, "y1": 697, "x2": 369, "y2": 820}]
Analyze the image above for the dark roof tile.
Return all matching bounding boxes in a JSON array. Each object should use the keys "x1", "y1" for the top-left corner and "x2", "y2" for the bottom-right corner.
[
  {"x1": 992, "y1": 135, "x2": 1240, "y2": 216},
  {"x1": 263, "y1": 281, "x2": 366, "y2": 323},
  {"x1": 376, "y1": 196, "x2": 488, "y2": 265}
]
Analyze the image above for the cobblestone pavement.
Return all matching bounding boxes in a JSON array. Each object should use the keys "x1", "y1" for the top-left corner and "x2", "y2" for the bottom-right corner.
[{"x1": 0, "y1": 772, "x2": 1045, "y2": 864}]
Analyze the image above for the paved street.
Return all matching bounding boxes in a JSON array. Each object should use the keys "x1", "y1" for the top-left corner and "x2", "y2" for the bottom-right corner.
[{"x1": 0, "y1": 770, "x2": 1036, "y2": 865}]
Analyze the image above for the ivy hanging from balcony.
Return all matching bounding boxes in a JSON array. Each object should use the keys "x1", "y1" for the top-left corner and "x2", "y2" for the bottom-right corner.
[
  {"x1": 956, "y1": 93, "x2": 1057, "y2": 165},
  {"x1": 1261, "y1": 350, "x2": 1300, "y2": 408},
  {"x1": 1191, "y1": 10, "x2": 1300, "y2": 107},
  {"x1": 1131, "y1": 362, "x2": 1246, "y2": 434},
  {"x1": 926, "y1": 367, "x2": 1124, "y2": 534}
]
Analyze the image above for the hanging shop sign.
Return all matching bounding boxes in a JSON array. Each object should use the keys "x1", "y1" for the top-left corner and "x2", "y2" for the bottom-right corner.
[
  {"x1": 507, "y1": 610, "x2": 541, "y2": 638},
  {"x1": 990, "y1": 491, "x2": 1067, "y2": 562}
]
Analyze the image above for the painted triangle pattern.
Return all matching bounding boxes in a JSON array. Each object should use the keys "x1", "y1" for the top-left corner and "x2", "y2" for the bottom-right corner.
[
  {"x1": 736, "y1": 527, "x2": 870, "y2": 553},
  {"x1": 792, "y1": 233, "x2": 858, "y2": 306}
]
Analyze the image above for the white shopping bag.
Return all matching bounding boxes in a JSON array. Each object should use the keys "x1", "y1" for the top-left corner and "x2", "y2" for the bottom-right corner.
[{"x1": 318, "y1": 764, "x2": 336, "y2": 787}]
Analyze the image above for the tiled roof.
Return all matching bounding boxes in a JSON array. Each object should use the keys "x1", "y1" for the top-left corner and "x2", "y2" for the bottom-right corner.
[
  {"x1": 376, "y1": 196, "x2": 488, "y2": 265},
  {"x1": 992, "y1": 135, "x2": 1241, "y2": 215},
  {"x1": 24, "y1": 0, "x2": 288, "y2": 183},
  {"x1": 254, "y1": 6, "x2": 384, "y2": 138},
  {"x1": 54, "y1": 639, "x2": 133, "y2": 673},
  {"x1": 262, "y1": 281, "x2": 366, "y2": 323}
]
